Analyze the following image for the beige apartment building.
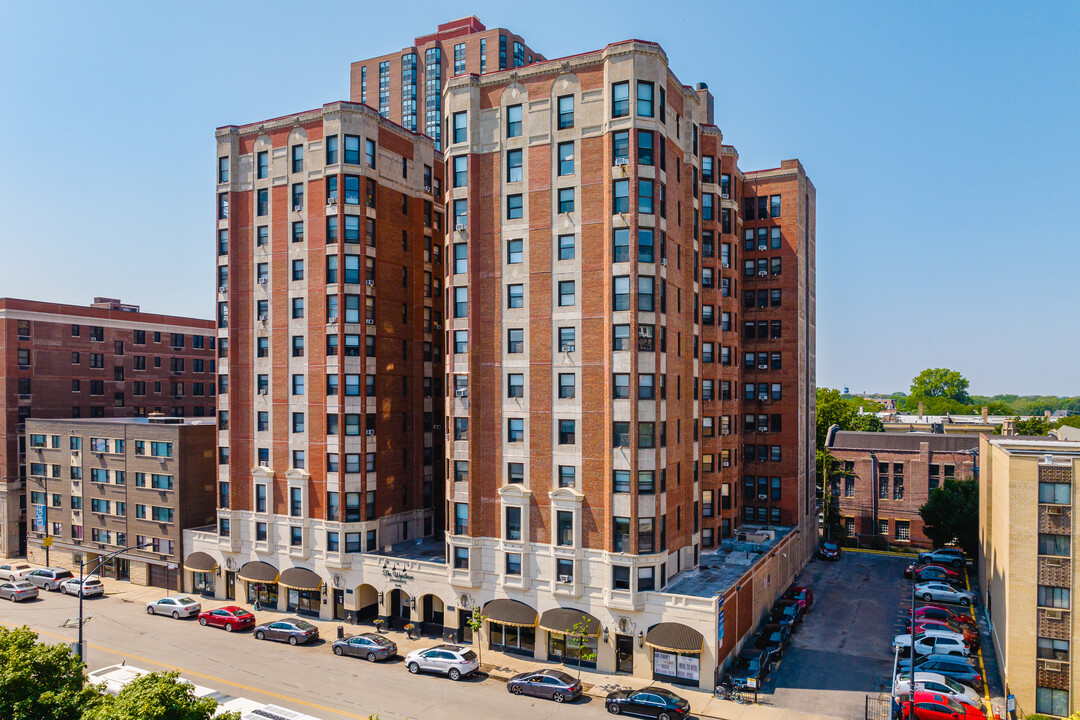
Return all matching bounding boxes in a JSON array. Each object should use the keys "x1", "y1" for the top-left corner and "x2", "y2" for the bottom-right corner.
[
  {"x1": 25, "y1": 416, "x2": 216, "y2": 589},
  {"x1": 980, "y1": 434, "x2": 1080, "y2": 717}
]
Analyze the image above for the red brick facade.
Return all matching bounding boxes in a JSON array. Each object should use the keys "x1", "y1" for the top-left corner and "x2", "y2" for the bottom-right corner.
[{"x1": 0, "y1": 298, "x2": 215, "y2": 557}]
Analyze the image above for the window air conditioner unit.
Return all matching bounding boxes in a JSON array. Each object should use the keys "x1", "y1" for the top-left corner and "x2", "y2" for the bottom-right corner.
[
  {"x1": 366, "y1": 429, "x2": 376, "y2": 436},
  {"x1": 722, "y1": 461, "x2": 730, "y2": 467},
  {"x1": 433, "y1": 322, "x2": 441, "y2": 329},
  {"x1": 455, "y1": 388, "x2": 468, "y2": 397},
  {"x1": 661, "y1": 258, "x2": 668, "y2": 266},
  {"x1": 258, "y1": 388, "x2": 268, "y2": 395},
  {"x1": 433, "y1": 424, "x2": 442, "y2": 430},
  {"x1": 366, "y1": 279, "x2": 375, "y2": 286},
  {"x1": 257, "y1": 277, "x2": 269, "y2": 285},
  {"x1": 721, "y1": 192, "x2": 730, "y2": 199},
  {"x1": 1048, "y1": 506, "x2": 1064, "y2": 515},
  {"x1": 293, "y1": 205, "x2": 302, "y2": 212},
  {"x1": 614, "y1": 158, "x2": 630, "y2": 167},
  {"x1": 560, "y1": 344, "x2": 575, "y2": 352},
  {"x1": 758, "y1": 364, "x2": 769, "y2": 370},
  {"x1": 758, "y1": 270, "x2": 768, "y2": 277},
  {"x1": 1043, "y1": 660, "x2": 1064, "y2": 673},
  {"x1": 455, "y1": 223, "x2": 467, "y2": 232},
  {"x1": 758, "y1": 394, "x2": 768, "y2": 401},
  {"x1": 721, "y1": 261, "x2": 730, "y2": 268},
  {"x1": 258, "y1": 314, "x2": 268, "y2": 322},
  {"x1": 759, "y1": 304, "x2": 767, "y2": 309},
  {"x1": 327, "y1": 197, "x2": 337, "y2": 205},
  {"x1": 757, "y1": 244, "x2": 767, "y2": 251},
  {"x1": 366, "y1": 319, "x2": 375, "y2": 325},
  {"x1": 558, "y1": 574, "x2": 572, "y2": 583},
  {"x1": 328, "y1": 318, "x2": 338, "y2": 324},
  {"x1": 1045, "y1": 609, "x2": 1063, "y2": 620},
  {"x1": 218, "y1": 286, "x2": 228, "y2": 293},
  {"x1": 721, "y1": 429, "x2": 729, "y2": 436},
  {"x1": 758, "y1": 426, "x2": 769, "y2": 433},
  {"x1": 424, "y1": 184, "x2": 432, "y2": 192}
]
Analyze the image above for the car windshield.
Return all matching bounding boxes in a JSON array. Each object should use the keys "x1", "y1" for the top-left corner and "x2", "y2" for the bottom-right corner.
[
  {"x1": 824, "y1": 542, "x2": 838, "y2": 550},
  {"x1": 234, "y1": 610, "x2": 253, "y2": 618},
  {"x1": 14, "y1": 582, "x2": 33, "y2": 589},
  {"x1": 293, "y1": 620, "x2": 316, "y2": 630},
  {"x1": 942, "y1": 677, "x2": 965, "y2": 693},
  {"x1": 461, "y1": 650, "x2": 477, "y2": 661},
  {"x1": 768, "y1": 631, "x2": 783, "y2": 642},
  {"x1": 177, "y1": 597, "x2": 197, "y2": 605},
  {"x1": 732, "y1": 657, "x2": 759, "y2": 672},
  {"x1": 371, "y1": 635, "x2": 393, "y2": 647}
]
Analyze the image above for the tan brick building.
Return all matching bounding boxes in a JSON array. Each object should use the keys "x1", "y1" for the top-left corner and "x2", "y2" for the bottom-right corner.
[
  {"x1": 0, "y1": 297, "x2": 215, "y2": 558},
  {"x1": 827, "y1": 430, "x2": 977, "y2": 547},
  {"x1": 349, "y1": 16, "x2": 543, "y2": 149},
  {"x1": 980, "y1": 435, "x2": 1080, "y2": 717},
  {"x1": 24, "y1": 416, "x2": 216, "y2": 589}
]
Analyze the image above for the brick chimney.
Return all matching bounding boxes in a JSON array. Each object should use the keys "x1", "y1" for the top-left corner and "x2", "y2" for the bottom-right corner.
[
  {"x1": 918, "y1": 401, "x2": 924, "y2": 419},
  {"x1": 981, "y1": 406, "x2": 989, "y2": 423}
]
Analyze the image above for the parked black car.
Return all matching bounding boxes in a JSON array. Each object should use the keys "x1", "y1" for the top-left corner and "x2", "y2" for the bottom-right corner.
[
  {"x1": 506, "y1": 669, "x2": 582, "y2": 703},
  {"x1": 818, "y1": 541, "x2": 841, "y2": 560},
  {"x1": 768, "y1": 599, "x2": 803, "y2": 629},
  {"x1": 725, "y1": 647, "x2": 770, "y2": 690},
  {"x1": 753, "y1": 623, "x2": 792, "y2": 662},
  {"x1": 604, "y1": 686, "x2": 690, "y2": 719},
  {"x1": 897, "y1": 654, "x2": 984, "y2": 692}
]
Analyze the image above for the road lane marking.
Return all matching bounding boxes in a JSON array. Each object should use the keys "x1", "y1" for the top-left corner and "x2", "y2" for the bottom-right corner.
[
  {"x1": 1, "y1": 621, "x2": 372, "y2": 719},
  {"x1": 961, "y1": 569, "x2": 993, "y2": 719}
]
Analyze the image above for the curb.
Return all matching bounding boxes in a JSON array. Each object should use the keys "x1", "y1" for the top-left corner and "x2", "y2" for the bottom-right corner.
[{"x1": 844, "y1": 547, "x2": 918, "y2": 558}]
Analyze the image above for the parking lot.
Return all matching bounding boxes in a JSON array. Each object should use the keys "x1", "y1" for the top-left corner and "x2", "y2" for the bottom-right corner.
[{"x1": 750, "y1": 550, "x2": 909, "y2": 719}]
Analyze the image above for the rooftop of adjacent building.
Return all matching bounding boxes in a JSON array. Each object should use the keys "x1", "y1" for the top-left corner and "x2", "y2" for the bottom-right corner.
[
  {"x1": 828, "y1": 430, "x2": 979, "y2": 453},
  {"x1": 0, "y1": 296, "x2": 214, "y2": 328},
  {"x1": 985, "y1": 435, "x2": 1080, "y2": 456},
  {"x1": 666, "y1": 525, "x2": 793, "y2": 599},
  {"x1": 372, "y1": 536, "x2": 446, "y2": 564},
  {"x1": 881, "y1": 413, "x2": 1053, "y2": 425},
  {"x1": 26, "y1": 415, "x2": 215, "y2": 428}
]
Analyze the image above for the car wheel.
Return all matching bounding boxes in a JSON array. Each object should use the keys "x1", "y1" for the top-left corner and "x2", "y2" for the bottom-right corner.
[
  {"x1": 659, "y1": 713, "x2": 672, "y2": 720},
  {"x1": 510, "y1": 685, "x2": 523, "y2": 695},
  {"x1": 225, "y1": 623, "x2": 234, "y2": 632},
  {"x1": 146, "y1": 606, "x2": 155, "y2": 615},
  {"x1": 333, "y1": 645, "x2": 344, "y2": 656},
  {"x1": 199, "y1": 617, "x2": 208, "y2": 626},
  {"x1": 366, "y1": 652, "x2": 377, "y2": 662},
  {"x1": 288, "y1": 636, "x2": 298, "y2": 646},
  {"x1": 960, "y1": 597, "x2": 971, "y2": 606},
  {"x1": 448, "y1": 668, "x2": 461, "y2": 681},
  {"x1": 553, "y1": 692, "x2": 564, "y2": 703},
  {"x1": 607, "y1": 703, "x2": 621, "y2": 715},
  {"x1": 255, "y1": 630, "x2": 264, "y2": 640},
  {"x1": 407, "y1": 662, "x2": 420, "y2": 674},
  {"x1": 952, "y1": 559, "x2": 962, "y2": 568},
  {"x1": 922, "y1": 593, "x2": 933, "y2": 601},
  {"x1": 170, "y1": 610, "x2": 180, "y2": 619}
]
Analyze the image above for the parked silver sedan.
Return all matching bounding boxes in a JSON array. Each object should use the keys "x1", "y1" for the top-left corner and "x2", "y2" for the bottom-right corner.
[
  {"x1": 915, "y1": 582, "x2": 976, "y2": 607},
  {"x1": 0, "y1": 580, "x2": 39, "y2": 602},
  {"x1": 146, "y1": 595, "x2": 202, "y2": 619},
  {"x1": 331, "y1": 632, "x2": 397, "y2": 661}
]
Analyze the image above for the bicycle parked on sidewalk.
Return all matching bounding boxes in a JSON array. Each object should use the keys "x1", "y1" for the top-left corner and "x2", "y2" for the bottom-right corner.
[{"x1": 714, "y1": 682, "x2": 752, "y2": 704}]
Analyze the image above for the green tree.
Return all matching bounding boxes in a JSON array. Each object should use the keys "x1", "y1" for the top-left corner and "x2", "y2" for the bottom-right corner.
[
  {"x1": 907, "y1": 368, "x2": 972, "y2": 405},
  {"x1": 816, "y1": 387, "x2": 884, "y2": 451},
  {"x1": 850, "y1": 414, "x2": 884, "y2": 433},
  {"x1": 1056, "y1": 416, "x2": 1080, "y2": 430},
  {"x1": 919, "y1": 478, "x2": 978, "y2": 556},
  {"x1": 84, "y1": 671, "x2": 240, "y2": 720},
  {"x1": 569, "y1": 616, "x2": 598, "y2": 679},
  {"x1": 0, "y1": 626, "x2": 100, "y2": 720},
  {"x1": 466, "y1": 606, "x2": 488, "y2": 666},
  {"x1": 817, "y1": 450, "x2": 844, "y2": 539}
]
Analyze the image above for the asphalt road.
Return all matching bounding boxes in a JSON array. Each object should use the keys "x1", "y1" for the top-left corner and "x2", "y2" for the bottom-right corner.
[{"x1": 0, "y1": 589, "x2": 616, "y2": 720}]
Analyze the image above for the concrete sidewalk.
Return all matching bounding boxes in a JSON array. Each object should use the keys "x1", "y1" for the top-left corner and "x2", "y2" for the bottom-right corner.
[{"x1": 95, "y1": 577, "x2": 840, "y2": 720}]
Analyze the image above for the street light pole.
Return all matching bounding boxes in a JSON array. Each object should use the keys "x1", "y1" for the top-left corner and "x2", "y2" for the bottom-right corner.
[{"x1": 76, "y1": 542, "x2": 152, "y2": 660}]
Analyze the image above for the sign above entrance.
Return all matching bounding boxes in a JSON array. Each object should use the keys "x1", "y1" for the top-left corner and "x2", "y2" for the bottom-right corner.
[{"x1": 383, "y1": 567, "x2": 414, "y2": 584}]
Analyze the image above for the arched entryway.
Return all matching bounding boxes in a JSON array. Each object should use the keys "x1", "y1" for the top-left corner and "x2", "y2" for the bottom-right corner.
[
  {"x1": 388, "y1": 588, "x2": 411, "y2": 628},
  {"x1": 418, "y1": 594, "x2": 445, "y2": 637},
  {"x1": 354, "y1": 584, "x2": 379, "y2": 622}
]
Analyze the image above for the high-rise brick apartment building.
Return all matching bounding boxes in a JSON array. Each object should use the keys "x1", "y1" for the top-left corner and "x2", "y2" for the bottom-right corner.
[
  {"x1": 0, "y1": 298, "x2": 216, "y2": 558},
  {"x1": 186, "y1": 101, "x2": 446, "y2": 618},
  {"x1": 187, "y1": 21, "x2": 815, "y2": 687},
  {"x1": 349, "y1": 16, "x2": 543, "y2": 149}
]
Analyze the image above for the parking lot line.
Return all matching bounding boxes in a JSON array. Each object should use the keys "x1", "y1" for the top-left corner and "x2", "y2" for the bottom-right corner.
[
  {"x1": 0, "y1": 622, "x2": 371, "y2": 720},
  {"x1": 961, "y1": 570, "x2": 993, "y2": 719}
]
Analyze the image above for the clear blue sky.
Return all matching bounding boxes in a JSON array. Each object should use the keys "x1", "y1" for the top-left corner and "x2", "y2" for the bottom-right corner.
[{"x1": 1, "y1": 1, "x2": 1077, "y2": 395}]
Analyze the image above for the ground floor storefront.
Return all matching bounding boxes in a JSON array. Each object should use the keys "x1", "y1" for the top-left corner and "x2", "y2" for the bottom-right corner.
[{"x1": 27, "y1": 541, "x2": 180, "y2": 590}]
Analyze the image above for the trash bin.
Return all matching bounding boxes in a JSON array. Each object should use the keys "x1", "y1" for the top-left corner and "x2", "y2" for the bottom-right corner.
[{"x1": 337, "y1": 625, "x2": 344, "y2": 639}]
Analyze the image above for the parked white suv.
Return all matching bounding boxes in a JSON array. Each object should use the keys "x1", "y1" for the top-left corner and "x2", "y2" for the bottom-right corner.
[
  {"x1": 404, "y1": 644, "x2": 479, "y2": 680},
  {"x1": 60, "y1": 575, "x2": 104, "y2": 598},
  {"x1": 894, "y1": 672, "x2": 984, "y2": 711},
  {"x1": 893, "y1": 631, "x2": 970, "y2": 657}
]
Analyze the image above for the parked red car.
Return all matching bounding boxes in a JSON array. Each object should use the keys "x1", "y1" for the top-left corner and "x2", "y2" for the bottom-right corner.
[
  {"x1": 198, "y1": 605, "x2": 256, "y2": 632},
  {"x1": 898, "y1": 691, "x2": 984, "y2": 720},
  {"x1": 905, "y1": 563, "x2": 961, "y2": 580},
  {"x1": 908, "y1": 605, "x2": 976, "y2": 630},
  {"x1": 782, "y1": 586, "x2": 813, "y2": 609}
]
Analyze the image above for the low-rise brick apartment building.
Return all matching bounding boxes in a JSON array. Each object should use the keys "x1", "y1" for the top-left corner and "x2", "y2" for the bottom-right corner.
[
  {"x1": 0, "y1": 297, "x2": 215, "y2": 558},
  {"x1": 25, "y1": 416, "x2": 216, "y2": 589},
  {"x1": 980, "y1": 435, "x2": 1080, "y2": 718},
  {"x1": 349, "y1": 16, "x2": 543, "y2": 149},
  {"x1": 826, "y1": 430, "x2": 977, "y2": 548},
  {"x1": 187, "y1": 22, "x2": 816, "y2": 688}
]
